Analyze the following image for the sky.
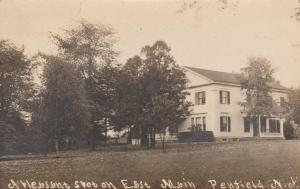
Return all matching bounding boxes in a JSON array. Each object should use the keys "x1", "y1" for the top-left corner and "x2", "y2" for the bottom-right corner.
[{"x1": 0, "y1": 0, "x2": 300, "y2": 87}]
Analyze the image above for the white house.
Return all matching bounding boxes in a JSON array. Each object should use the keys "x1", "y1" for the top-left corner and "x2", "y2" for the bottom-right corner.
[{"x1": 178, "y1": 66, "x2": 289, "y2": 140}]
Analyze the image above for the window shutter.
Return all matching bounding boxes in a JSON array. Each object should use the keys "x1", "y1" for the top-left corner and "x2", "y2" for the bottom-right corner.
[
  {"x1": 227, "y1": 91, "x2": 230, "y2": 104},
  {"x1": 203, "y1": 117, "x2": 206, "y2": 131},
  {"x1": 219, "y1": 91, "x2": 222, "y2": 104},
  {"x1": 220, "y1": 117, "x2": 223, "y2": 131},
  {"x1": 195, "y1": 92, "x2": 198, "y2": 105},
  {"x1": 228, "y1": 117, "x2": 231, "y2": 132},
  {"x1": 244, "y1": 117, "x2": 250, "y2": 132},
  {"x1": 203, "y1": 92, "x2": 206, "y2": 104}
]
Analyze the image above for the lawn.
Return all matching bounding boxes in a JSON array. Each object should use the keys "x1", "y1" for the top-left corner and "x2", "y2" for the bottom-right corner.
[{"x1": 1, "y1": 140, "x2": 300, "y2": 189}]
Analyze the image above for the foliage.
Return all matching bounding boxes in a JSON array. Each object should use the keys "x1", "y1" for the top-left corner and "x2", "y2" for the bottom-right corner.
[
  {"x1": 283, "y1": 121, "x2": 297, "y2": 139},
  {"x1": 110, "y1": 56, "x2": 144, "y2": 144},
  {"x1": 0, "y1": 40, "x2": 35, "y2": 123},
  {"x1": 0, "y1": 40, "x2": 37, "y2": 155},
  {"x1": 177, "y1": 0, "x2": 239, "y2": 14},
  {"x1": 178, "y1": 131, "x2": 214, "y2": 143},
  {"x1": 141, "y1": 41, "x2": 191, "y2": 147},
  {"x1": 287, "y1": 87, "x2": 300, "y2": 125},
  {"x1": 114, "y1": 41, "x2": 191, "y2": 149},
  {"x1": 51, "y1": 21, "x2": 119, "y2": 148},
  {"x1": 239, "y1": 57, "x2": 277, "y2": 117},
  {"x1": 51, "y1": 20, "x2": 118, "y2": 79},
  {"x1": 33, "y1": 55, "x2": 90, "y2": 151}
]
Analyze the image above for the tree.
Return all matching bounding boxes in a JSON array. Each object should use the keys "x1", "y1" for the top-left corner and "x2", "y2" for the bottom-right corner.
[
  {"x1": 0, "y1": 40, "x2": 36, "y2": 155},
  {"x1": 239, "y1": 57, "x2": 280, "y2": 134},
  {"x1": 0, "y1": 40, "x2": 34, "y2": 124},
  {"x1": 51, "y1": 20, "x2": 119, "y2": 148},
  {"x1": 35, "y1": 55, "x2": 89, "y2": 154},
  {"x1": 283, "y1": 87, "x2": 300, "y2": 139},
  {"x1": 111, "y1": 56, "x2": 144, "y2": 144},
  {"x1": 288, "y1": 87, "x2": 300, "y2": 125},
  {"x1": 177, "y1": 0, "x2": 238, "y2": 13},
  {"x1": 141, "y1": 41, "x2": 191, "y2": 149},
  {"x1": 122, "y1": 41, "x2": 191, "y2": 149},
  {"x1": 90, "y1": 64, "x2": 120, "y2": 146}
]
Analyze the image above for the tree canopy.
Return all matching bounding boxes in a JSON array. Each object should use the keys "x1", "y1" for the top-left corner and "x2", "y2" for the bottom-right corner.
[
  {"x1": 34, "y1": 55, "x2": 90, "y2": 151},
  {"x1": 113, "y1": 41, "x2": 191, "y2": 148},
  {"x1": 0, "y1": 40, "x2": 35, "y2": 123},
  {"x1": 51, "y1": 21, "x2": 119, "y2": 147},
  {"x1": 239, "y1": 57, "x2": 277, "y2": 117}
]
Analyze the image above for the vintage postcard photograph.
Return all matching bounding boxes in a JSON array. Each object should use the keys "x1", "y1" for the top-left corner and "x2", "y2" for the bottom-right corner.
[{"x1": 1, "y1": 0, "x2": 300, "y2": 189}]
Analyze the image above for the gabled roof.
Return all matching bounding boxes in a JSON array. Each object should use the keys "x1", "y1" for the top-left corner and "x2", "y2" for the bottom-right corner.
[{"x1": 184, "y1": 66, "x2": 288, "y2": 91}]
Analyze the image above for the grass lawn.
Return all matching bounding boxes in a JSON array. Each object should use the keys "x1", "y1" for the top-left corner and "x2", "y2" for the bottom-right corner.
[{"x1": 1, "y1": 140, "x2": 300, "y2": 189}]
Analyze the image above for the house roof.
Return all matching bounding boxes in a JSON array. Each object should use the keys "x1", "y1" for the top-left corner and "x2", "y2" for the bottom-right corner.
[{"x1": 184, "y1": 66, "x2": 288, "y2": 91}]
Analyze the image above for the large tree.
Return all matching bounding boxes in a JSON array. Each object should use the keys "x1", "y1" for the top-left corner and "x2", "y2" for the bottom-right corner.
[
  {"x1": 141, "y1": 41, "x2": 191, "y2": 148},
  {"x1": 35, "y1": 55, "x2": 89, "y2": 154},
  {"x1": 51, "y1": 21, "x2": 119, "y2": 148},
  {"x1": 287, "y1": 87, "x2": 300, "y2": 125},
  {"x1": 239, "y1": 57, "x2": 282, "y2": 133},
  {"x1": 0, "y1": 40, "x2": 35, "y2": 154},
  {"x1": 111, "y1": 56, "x2": 144, "y2": 144},
  {"x1": 0, "y1": 40, "x2": 34, "y2": 123},
  {"x1": 240, "y1": 57, "x2": 275, "y2": 116},
  {"x1": 117, "y1": 41, "x2": 191, "y2": 149}
]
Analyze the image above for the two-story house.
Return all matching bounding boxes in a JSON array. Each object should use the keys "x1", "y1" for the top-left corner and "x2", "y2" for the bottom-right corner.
[{"x1": 178, "y1": 66, "x2": 289, "y2": 140}]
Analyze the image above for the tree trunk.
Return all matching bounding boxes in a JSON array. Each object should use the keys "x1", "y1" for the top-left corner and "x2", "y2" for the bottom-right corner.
[
  {"x1": 43, "y1": 140, "x2": 48, "y2": 157},
  {"x1": 127, "y1": 126, "x2": 132, "y2": 144},
  {"x1": 104, "y1": 118, "x2": 108, "y2": 145},
  {"x1": 162, "y1": 134, "x2": 166, "y2": 153},
  {"x1": 55, "y1": 138, "x2": 59, "y2": 158},
  {"x1": 90, "y1": 127, "x2": 95, "y2": 150},
  {"x1": 140, "y1": 126, "x2": 149, "y2": 147},
  {"x1": 150, "y1": 129, "x2": 156, "y2": 148}
]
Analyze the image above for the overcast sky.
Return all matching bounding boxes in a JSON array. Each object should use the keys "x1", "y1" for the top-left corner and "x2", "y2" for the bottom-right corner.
[{"x1": 1, "y1": 0, "x2": 300, "y2": 87}]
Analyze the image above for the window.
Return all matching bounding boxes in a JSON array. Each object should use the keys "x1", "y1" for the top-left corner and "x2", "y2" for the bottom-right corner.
[
  {"x1": 269, "y1": 119, "x2": 280, "y2": 133},
  {"x1": 195, "y1": 117, "x2": 202, "y2": 132},
  {"x1": 260, "y1": 117, "x2": 267, "y2": 133},
  {"x1": 243, "y1": 117, "x2": 250, "y2": 132},
  {"x1": 280, "y1": 97, "x2": 285, "y2": 107},
  {"x1": 195, "y1": 91, "x2": 206, "y2": 105},
  {"x1": 220, "y1": 91, "x2": 230, "y2": 104},
  {"x1": 191, "y1": 116, "x2": 206, "y2": 132},
  {"x1": 220, "y1": 116, "x2": 231, "y2": 132}
]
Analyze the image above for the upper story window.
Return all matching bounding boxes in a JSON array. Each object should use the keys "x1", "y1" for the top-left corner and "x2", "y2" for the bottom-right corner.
[
  {"x1": 220, "y1": 116, "x2": 231, "y2": 132},
  {"x1": 195, "y1": 91, "x2": 206, "y2": 105},
  {"x1": 219, "y1": 90, "x2": 230, "y2": 104}
]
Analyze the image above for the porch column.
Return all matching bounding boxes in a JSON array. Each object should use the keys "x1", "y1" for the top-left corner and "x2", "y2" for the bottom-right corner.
[
  {"x1": 266, "y1": 118, "x2": 269, "y2": 134},
  {"x1": 258, "y1": 115, "x2": 261, "y2": 137},
  {"x1": 280, "y1": 119, "x2": 284, "y2": 138}
]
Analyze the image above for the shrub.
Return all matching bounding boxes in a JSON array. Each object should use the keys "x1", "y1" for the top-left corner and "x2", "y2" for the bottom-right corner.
[
  {"x1": 284, "y1": 122, "x2": 297, "y2": 139},
  {"x1": 178, "y1": 131, "x2": 214, "y2": 143}
]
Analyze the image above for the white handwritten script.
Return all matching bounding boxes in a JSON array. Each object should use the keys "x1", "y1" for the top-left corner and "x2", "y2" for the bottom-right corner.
[{"x1": 7, "y1": 177, "x2": 299, "y2": 189}]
